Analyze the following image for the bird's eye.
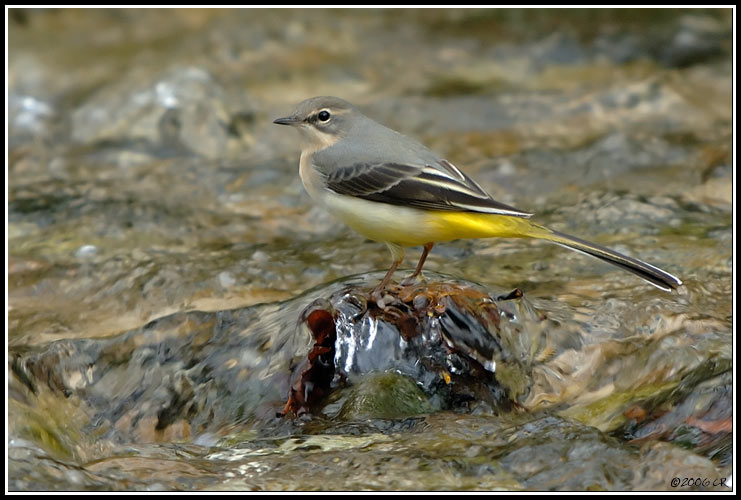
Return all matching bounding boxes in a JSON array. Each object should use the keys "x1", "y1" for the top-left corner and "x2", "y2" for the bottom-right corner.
[{"x1": 318, "y1": 110, "x2": 331, "y2": 122}]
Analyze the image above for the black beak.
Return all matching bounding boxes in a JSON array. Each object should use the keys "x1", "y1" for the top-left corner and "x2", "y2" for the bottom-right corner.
[{"x1": 273, "y1": 116, "x2": 299, "y2": 126}]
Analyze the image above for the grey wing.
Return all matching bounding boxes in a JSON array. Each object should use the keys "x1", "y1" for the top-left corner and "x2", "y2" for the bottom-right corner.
[{"x1": 325, "y1": 159, "x2": 532, "y2": 217}]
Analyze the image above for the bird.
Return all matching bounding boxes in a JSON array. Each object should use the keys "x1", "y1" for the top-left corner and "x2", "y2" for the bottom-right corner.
[{"x1": 273, "y1": 96, "x2": 682, "y2": 296}]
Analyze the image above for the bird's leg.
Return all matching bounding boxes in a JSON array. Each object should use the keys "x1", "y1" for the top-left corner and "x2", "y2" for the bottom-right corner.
[
  {"x1": 372, "y1": 243, "x2": 404, "y2": 298},
  {"x1": 373, "y1": 259, "x2": 401, "y2": 297},
  {"x1": 402, "y1": 242, "x2": 434, "y2": 286}
]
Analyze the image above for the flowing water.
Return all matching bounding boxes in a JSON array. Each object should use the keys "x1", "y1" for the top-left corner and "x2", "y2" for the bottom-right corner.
[{"x1": 7, "y1": 8, "x2": 733, "y2": 491}]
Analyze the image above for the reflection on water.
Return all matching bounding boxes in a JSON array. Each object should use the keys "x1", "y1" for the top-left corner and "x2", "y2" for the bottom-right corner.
[{"x1": 8, "y1": 8, "x2": 732, "y2": 491}]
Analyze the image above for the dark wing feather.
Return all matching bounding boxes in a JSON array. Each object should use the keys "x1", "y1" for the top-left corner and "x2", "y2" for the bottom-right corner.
[
  {"x1": 325, "y1": 160, "x2": 532, "y2": 217},
  {"x1": 325, "y1": 162, "x2": 420, "y2": 196}
]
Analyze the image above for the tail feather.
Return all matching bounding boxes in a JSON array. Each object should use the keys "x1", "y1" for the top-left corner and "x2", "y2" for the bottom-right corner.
[
  {"x1": 428, "y1": 212, "x2": 681, "y2": 292},
  {"x1": 532, "y1": 226, "x2": 682, "y2": 292}
]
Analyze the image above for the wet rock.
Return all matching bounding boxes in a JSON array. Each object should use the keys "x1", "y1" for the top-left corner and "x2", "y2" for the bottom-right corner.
[
  {"x1": 623, "y1": 363, "x2": 732, "y2": 466},
  {"x1": 7, "y1": 8, "x2": 732, "y2": 491},
  {"x1": 69, "y1": 66, "x2": 244, "y2": 161},
  {"x1": 8, "y1": 93, "x2": 56, "y2": 144},
  {"x1": 207, "y1": 411, "x2": 730, "y2": 491},
  {"x1": 332, "y1": 372, "x2": 435, "y2": 421},
  {"x1": 10, "y1": 280, "x2": 538, "y2": 447},
  {"x1": 283, "y1": 283, "x2": 533, "y2": 418},
  {"x1": 657, "y1": 14, "x2": 731, "y2": 67}
]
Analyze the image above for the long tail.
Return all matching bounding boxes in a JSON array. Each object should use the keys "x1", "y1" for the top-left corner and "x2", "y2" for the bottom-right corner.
[
  {"x1": 530, "y1": 225, "x2": 682, "y2": 292},
  {"x1": 431, "y1": 212, "x2": 682, "y2": 291}
]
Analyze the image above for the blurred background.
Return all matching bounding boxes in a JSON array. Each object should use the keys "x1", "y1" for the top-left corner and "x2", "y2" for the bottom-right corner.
[{"x1": 7, "y1": 8, "x2": 733, "y2": 491}]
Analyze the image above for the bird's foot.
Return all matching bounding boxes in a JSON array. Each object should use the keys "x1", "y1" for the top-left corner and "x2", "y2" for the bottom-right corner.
[
  {"x1": 371, "y1": 290, "x2": 388, "y2": 309},
  {"x1": 370, "y1": 284, "x2": 398, "y2": 309}
]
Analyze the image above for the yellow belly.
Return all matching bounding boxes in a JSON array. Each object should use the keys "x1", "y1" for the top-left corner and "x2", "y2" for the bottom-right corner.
[{"x1": 321, "y1": 190, "x2": 541, "y2": 246}]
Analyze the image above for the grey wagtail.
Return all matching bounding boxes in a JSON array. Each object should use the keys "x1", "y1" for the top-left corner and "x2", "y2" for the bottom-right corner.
[{"x1": 274, "y1": 96, "x2": 682, "y2": 294}]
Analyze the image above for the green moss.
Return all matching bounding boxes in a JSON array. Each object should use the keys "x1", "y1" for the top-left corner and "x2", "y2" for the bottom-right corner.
[
  {"x1": 560, "y1": 379, "x2": 679, "y2": 431},
  {"x1": 9, "y1": 392, "x2": 93, "y2": 461},
  {"x1": 336, "y1": 372, "x2": 435, "y2": 421}
]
